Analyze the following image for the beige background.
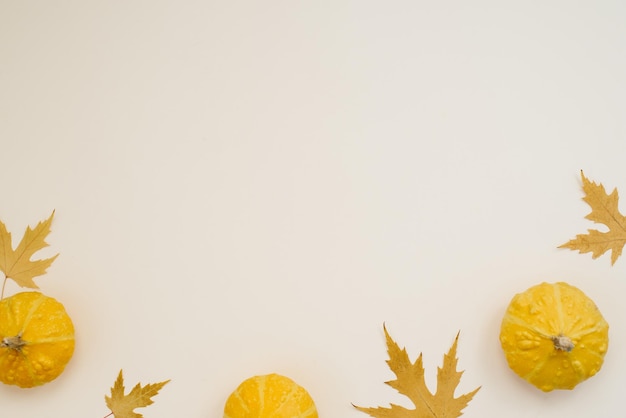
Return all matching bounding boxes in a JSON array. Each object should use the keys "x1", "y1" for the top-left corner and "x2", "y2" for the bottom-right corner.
[{"x1": 2, "y1": 1, "x2": 626, "y2": 417}]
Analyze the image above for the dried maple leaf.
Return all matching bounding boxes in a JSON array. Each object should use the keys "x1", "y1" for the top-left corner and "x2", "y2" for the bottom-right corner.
[
  {"x1": 0, "y1": 211, "x2": 58, "y2": 291},
  {"x1": 105, "y1": 370, "x2": 170, "y2": 418},
  {"x1": 354, "y1": 325, "x2": 480, "y2": 418},
  {"x1": 559, "y1": 171, "x2": 626, "y2": 265}
]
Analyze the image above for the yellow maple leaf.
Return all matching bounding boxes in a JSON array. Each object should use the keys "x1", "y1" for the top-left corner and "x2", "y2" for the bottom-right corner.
[
  {"x1": 0, "y1": 211, "x2": 58, "y2": 292},
  {"x1": 105, "y1": 370, "x2": 170, "y2": 418},
  {"x1": 354, "y1": 325, "x2": 480, "y2": 418},
  {"x1": 559, "y1": 171, "x2": 626, "y2": 265}
]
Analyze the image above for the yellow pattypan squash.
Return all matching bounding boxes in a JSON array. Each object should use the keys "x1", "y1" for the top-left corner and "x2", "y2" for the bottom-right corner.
[
  {"x1": 224, "y1": 373, "x2": 318, "y2": 418},
  {"x1": 499, "y1": 282, "x2": 608, "y2": 392},
  {"x1": 0, "y1": 292, "x2": 75, "y2": 388}
]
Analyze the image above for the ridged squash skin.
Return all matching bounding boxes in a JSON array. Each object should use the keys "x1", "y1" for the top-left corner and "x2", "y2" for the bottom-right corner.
[
  {"x1": 224, "y1": 373, "x2": 318, "y2": 418},
  {"x1": 0, "y1": 292, "x2": 75, "y2": 388},
  {"x1": 500, "y1": 282, "x2": 608, "y2": 392}
]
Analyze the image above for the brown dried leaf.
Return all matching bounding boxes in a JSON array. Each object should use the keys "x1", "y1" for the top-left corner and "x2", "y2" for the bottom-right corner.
[
  {"x1": 0, "y1": 211, "x2": 58, "y2": 289},
  {"x1": 354, "y1": 325, "x2": 480, "y2": 418},
  {"x1": 559, "y1": 171, "x2": 626, "y2": 265},
  {"x1": 105, "y1": 370, "x2": 170, "y2": 418}
]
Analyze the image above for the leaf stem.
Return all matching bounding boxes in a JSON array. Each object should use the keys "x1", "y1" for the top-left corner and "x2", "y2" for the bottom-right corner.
[
  {"x1": 102, "y1": 412, "x2": 113, "y2": 418},
  {"x1": 1, "y1": 276, "x2": 6, "y2": 300}
]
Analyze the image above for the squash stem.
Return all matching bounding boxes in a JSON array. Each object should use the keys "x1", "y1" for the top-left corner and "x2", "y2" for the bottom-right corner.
[
  {"x1": 1, "y1": 334, "x2": 26, "y2": 351},
  {"x1": 552, "y1": 334, "x2": 574, "y2": 352}
]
